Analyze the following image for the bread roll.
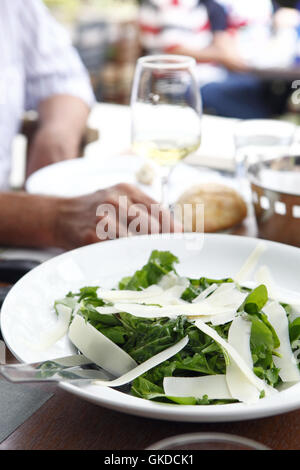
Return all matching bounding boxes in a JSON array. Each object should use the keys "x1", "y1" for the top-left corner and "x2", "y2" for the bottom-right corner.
[{"x1": 176, "y1": 183, "x2": 247, "y2": 233}]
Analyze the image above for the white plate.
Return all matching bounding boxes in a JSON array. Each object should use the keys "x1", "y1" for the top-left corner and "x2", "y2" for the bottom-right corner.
[
  {"x1": 25, "y1": 155, "x2": 236, "y2": 203},
  {"x1": 2, "y1": 233, "x2": 300, "y2": 423}
]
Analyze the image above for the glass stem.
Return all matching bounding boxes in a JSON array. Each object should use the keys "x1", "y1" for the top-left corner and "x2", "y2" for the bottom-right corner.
[{"x1": 160, "y1": 165, "x2": 173, "y2": 209}]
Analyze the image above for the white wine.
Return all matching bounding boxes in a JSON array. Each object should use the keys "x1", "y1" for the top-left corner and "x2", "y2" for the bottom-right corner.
[
  {"x1": 132, "y1": 138, "x2": 201, "y2": 166},
  {"x1": 131, "y1": 103, "x2": 202, "y2": 165}
]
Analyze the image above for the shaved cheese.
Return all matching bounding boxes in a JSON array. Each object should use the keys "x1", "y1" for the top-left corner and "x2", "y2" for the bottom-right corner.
[
  {"x1": 109, "y1": 302, "x2": 237, "y2": 318},
  {"x1": 235, "y1": 242, "x2": 267, "y2": 284},
  {"x1": 159, "y1": 274, "x2": 189, "y2": 290},
  {"x1": 96, "y1": 306, "x2": 121, "y2": 315},
  {"x1": 97, "y1": 283, "x2": 188, "y2": 307},
  {"x1": 255, "y1": 265, "x2": 277, "y2": 300},
  {"x1": 162, "y1": 284, "x2": 189, "y2": 301},
  {"x1": 92, "y1": 336, "x2": 189, "y2": 387},
  {"x1": 97, "y1": 284, "x2": 163, "y2": 302},
  {"x1": 96, "y1": 283, "x2": 246, "y2": 322},
  {"x1": 255, "y1": 265, "x2": 300, "y2": 310},
  {"x1": 68, "y1": 315, "x2": 137, "y2": 376},
  {"x1": 163, "y1": 375, "x2": 232, "y2": 400},
  {"x1": 263, "y1": 301, "x2": 300, "y2": 383},
  {"x1": 226, "y1": 316, "x2": 260, "y2": 404},
  {"x1": 207, "y1": 310, "x2": 238, "y2": 326},
  {"x1": 205, "y1": 283, "x2": 247, "y2": 308},
  {"x1": 132, "y1": 284, "x2": 188, "y2": 306},
  {"x1": 194, "y1": 319, "x2": 276, "y2": 402},
  {"x1": 192, "y1": 284, "x2": 218, "y2": 303},
  {"x1": 28, "y1": 304, "x2": 72, "y2": 352}
]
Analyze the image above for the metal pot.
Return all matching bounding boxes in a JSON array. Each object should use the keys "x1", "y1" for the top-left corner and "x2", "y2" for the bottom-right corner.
[{"x1": 248, "y1": 155, "x2": 300, "y2": 247}]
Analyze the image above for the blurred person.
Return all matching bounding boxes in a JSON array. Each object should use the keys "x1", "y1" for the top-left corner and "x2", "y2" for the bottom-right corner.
[
  {"x1": 0, "y1": 183, "x2": 180, "y2": 250},
  {"x1": 138, "y1": 0, "x2": 292, "y2": 118},
  {"x1": 0, "y1": 0, "x2": 179, "y2": 249},
  {"x1": 138, "y1": 0, "x2": 247, "y2": 77},
  {"x1": 0, "y1": 0, "x2": 94, "y2": 183},
  {"x1": 208, "y1": 0, "x2": 297, "y2": 117}
]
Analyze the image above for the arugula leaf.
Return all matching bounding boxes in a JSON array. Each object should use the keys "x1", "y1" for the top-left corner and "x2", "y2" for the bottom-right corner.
[
  {"x1": 119, "y1": 250, "x2": 179, "y2": 291},
  {"x1": 289, "y1": 317, "x2": 300, "y2": 344},
  {"x1": 249, "y1": 314, "x2": 280, "y2": 386},
  {"x1": 119, "y1": 313, "x2": 188, "y2": 363},
  {"x1": 239, "y1": 285, "x2": 268, "y2": 315},
  {"x1": 181, "y1": 277, "x2": 233, "y2": 302}
]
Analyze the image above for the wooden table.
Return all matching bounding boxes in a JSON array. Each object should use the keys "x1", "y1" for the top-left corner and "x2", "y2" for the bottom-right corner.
[{"x1": 1, "y1": 377, "x2": 300, "y2": 451}]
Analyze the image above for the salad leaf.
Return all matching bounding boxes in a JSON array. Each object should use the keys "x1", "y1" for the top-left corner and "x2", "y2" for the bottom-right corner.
[
  {"x1": 289, "y1": 317, "x2": 300, "y2": 344},
  {"x1": 181, "y1": 277, "x2": 234, "y2": 302},
  {"x1": 249, "y1": 315, "x2": 280, "y2": 386},
  {"x1": 118, "y1": 250, "x2": 179, "y2": 291},
  {"x1": 239, "y1": 285, "x2": 268, "y2": 315}
]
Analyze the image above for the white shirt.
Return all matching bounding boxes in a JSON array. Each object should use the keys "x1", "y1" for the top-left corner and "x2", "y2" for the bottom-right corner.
[{"x1": 0, "y1": 0, "x2": 95, "y2": 190}]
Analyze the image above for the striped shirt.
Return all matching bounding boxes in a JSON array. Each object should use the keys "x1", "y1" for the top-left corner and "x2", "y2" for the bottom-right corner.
[
  {"x1": 138, "y1": 0, "x2": 230, "y2": 86},
  {"x1": 218, "y1": 0, "x2": 276, "y2": 65},
  {"x1": 139, "y1": 0, "x2": 228, "y2": 54},
  {"x1": 0, "y1": 0, "x2": 95, "y2": 190}
]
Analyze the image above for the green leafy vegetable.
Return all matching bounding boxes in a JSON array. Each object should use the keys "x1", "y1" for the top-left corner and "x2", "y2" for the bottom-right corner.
[
  {"x1": 239, "y1": 285, "x2": 268, "y2": 315},
  {"x1": 119, "y1": 250, "x2": 179, "y2": 291},
  {"x1": 181, "y1": 277, "x2": 234, "y2": 302},
  {"x1": 56, "y1": 249, "x2": 297, "y2": 405}
]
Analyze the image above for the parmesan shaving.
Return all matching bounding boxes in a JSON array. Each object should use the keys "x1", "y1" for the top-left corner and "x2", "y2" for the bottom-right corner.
[
  {"x1": 207, "y1": 310, "x2": 238, "y2": 326},
  {"x1": 93, "y1": 336, "x2": 189, "y2": 387},
  {"x1": 108, "y1": 302, "x2": 237, "y2": 318},
  {"x1": 255, "y1": 265, "x2": 300, "y2": 309},
  {"x1": 255, "y1": 266, "x2": 277, "y2": 301},
  {"x1": 97, "y1": 285, "x2": 163, "y2": 302},
  {"x1": 226, "y1": 316, "x2": 260, "y2": 404},
  {"x1": 205, "y1": 283, "x2": 247, "y2": 308},
  {"x1": 263, "y1": 301, "x2": 300, "y2": 383},
  {"x1": 194, "y1": 319, "x2": 276, "y2": 402},
  {"x1": 97, "y1": 283, "x2": 187, "y2": 306},
  {"x1": 68, "y1": 315, "x2": 137, "y2": 376},
  {"x1": 163, "y1": 374, "x2": 232, "y2": 400},
  {"x1": 192, "y1": 284, "x2": 218, "y2": 303},
  {"x1": 235, "y1": 242, "x2": 267, "y2": 284}
]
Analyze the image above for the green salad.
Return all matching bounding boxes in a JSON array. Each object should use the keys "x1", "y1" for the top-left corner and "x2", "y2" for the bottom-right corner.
[{"x1": 54, "y1": 246, "x2": 300, "y2": 406}]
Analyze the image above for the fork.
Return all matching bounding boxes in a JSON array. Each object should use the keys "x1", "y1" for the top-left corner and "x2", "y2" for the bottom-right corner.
[{"x1": 0, "y1": 353, "x2": 113, "y2": 384}]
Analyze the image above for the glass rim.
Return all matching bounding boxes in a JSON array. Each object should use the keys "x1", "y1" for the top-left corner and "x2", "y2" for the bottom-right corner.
[
  {"x1": 137, "y1": 54, "x2": 196, "y2": 70},
  {"x1": 146, "y1": 432, "x2": 270, "y2": 450}
]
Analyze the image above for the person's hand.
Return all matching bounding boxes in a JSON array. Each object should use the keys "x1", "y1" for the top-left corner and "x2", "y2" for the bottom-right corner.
[
  {"x1": 26, "y1": 122, "x2": 81, "y2": 178},
  {"x1": 52, "y1": 183, "x2": 182, "y2": 250}
]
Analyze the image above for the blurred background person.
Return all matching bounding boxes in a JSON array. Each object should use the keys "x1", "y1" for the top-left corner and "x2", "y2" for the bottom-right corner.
[
  {"x1": 0, "y1": 0, "x2": 178, "y2": 249},
  {"x1": 137, "y1": 0, "x2": 299, "y2": 118},
  {"x1": 0, "y1": 0, "x2": 95, "y2": 187}
]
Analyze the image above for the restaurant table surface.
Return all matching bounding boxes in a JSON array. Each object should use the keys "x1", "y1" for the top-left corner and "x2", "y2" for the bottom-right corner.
[{"x1": 2, "y1": 104, "x2": 299, "y2": 451}]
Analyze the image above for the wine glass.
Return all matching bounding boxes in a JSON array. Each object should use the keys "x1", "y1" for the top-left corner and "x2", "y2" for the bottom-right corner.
[
  {"x1": 234, "y1": 119, "x2": 296, "y2": 201},
  {"x1": 130, "y1": 55, "x2": 202, "y2": 207}
]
